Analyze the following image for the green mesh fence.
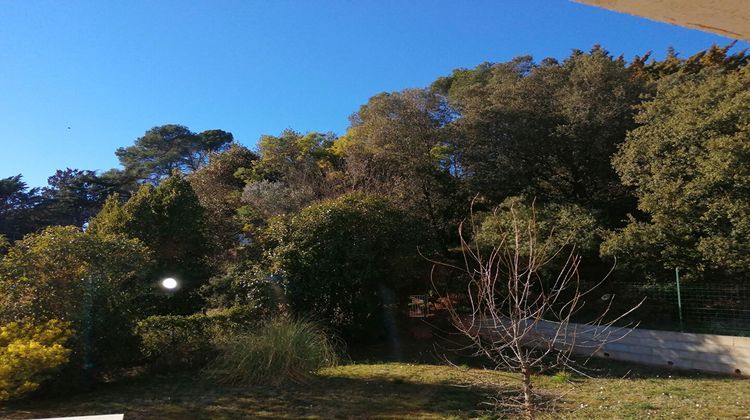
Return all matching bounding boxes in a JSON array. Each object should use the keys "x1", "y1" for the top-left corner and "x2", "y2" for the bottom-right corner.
[{"x1": 598, "y1": 275, "x2": 750, "y2": 337}]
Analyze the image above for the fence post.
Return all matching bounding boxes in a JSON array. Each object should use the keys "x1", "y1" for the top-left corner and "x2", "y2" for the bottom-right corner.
[{"x1": 675, "y1": 267, "x2": 684, "y2": 332}]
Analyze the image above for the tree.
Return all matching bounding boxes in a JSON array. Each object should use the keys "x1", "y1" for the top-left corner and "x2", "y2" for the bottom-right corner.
[
  {"x1": 475, "y1": 196, "x2": 600, "y2": 258},
  {"x1": 241, "y1": 179, "x2": 318, "y2": 222},
  {"x1": 433, "y1": 202, "x2": 639, "y2": 418},
  {"x1": 116, "y1": 124, "x2": 234, "y2": 184},
  {"x1": 0, "y1": 226, "x2": 153, "y2": 372},
  {"x1": 335, "y1": 89, "x2": 462, "y2": 248},
  {"x1": 603, "y1": 65, "x2": 750, "y2": 280},
  {"x1": 0, "y1": 175, "x2": 45, "y2": 242},
  {"x1": 264, "y1": 193, "x2": 428, "y2": 338},
  {"x1": 433, "y1": 47, "x2": 647, "y2": 227},
  {"x1": 188, "y1": 144, "x2": 258, "y2": 266},
  {"x1": 240, "y1": 130, "x2": 340, "y2": 226},
  {"x1": 631, "y1": 42, "x2": 749, "y2": 82},
  {"x1": 41, "y1": 169, "x2": 129, "y2": 228},
  {"x1": 88, "y1": 173, "x2": 211, "y2": 313}
]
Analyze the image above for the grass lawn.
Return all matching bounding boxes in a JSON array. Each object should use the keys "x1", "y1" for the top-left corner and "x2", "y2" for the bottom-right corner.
[{"x1": 0, "y1": 360, "x2": 747, "y2": 419}]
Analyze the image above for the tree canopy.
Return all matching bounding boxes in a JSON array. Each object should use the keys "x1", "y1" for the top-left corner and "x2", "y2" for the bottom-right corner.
[
  {"x1": 189, "y1": 144, "x2": 259, "y2": 266},
  {"x1": 335, "y1": 89, "x2": 462, "y2": 248},
  {"x1": 603, "y1": 66, "x2": 750, "y2": 279},
  {"x1": 263, "y1": 192, "x2": 428, "y2": 337},
  {"x1": 88, "y1": 173, "x2": 211, "y2": 313},
  {"x1": 116, "y1": 124, "x2": 234, "y2": 184},
  {"x1": 434, "y1": 47, "x2": 647, "y2": 226}
]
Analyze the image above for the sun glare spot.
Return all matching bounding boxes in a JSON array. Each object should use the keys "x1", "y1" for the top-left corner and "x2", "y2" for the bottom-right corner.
[{"x1": 161, "y1": 277, "x2": 178, "y2": 290}]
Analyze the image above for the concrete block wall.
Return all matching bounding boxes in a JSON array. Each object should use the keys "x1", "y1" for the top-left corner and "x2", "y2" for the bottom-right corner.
[
  {"x1": 476, "y1": 318, "x2": 750, "y2": 376},
  {"x1": 586, "y1": 326, "x2": 750, "y2": 376}
]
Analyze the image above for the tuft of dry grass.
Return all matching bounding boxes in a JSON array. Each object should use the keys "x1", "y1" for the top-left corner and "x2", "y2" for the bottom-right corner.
[{"x1": 203, "y1": 317, "x2": 339, "y2": 386}]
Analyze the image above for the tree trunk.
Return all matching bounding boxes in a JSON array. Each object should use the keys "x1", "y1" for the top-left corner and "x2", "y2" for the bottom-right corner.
[{"x1": 521, "y1": 364, "x2": 535, "y2": 419}]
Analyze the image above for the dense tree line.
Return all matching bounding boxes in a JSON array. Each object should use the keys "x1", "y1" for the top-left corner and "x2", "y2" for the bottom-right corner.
[{"x1": 1, "y1": 44, "x2": 748, "y2": 358}]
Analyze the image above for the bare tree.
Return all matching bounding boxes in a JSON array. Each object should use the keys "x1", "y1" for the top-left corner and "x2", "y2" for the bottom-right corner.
[{"x1": 428, "y1": 201, "x2": 641, "y2": 418}]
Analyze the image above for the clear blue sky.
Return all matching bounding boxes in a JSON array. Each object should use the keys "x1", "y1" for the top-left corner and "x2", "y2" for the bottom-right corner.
[{"x1": 1, "y1": 0, "x2": 746, "y2": 187}]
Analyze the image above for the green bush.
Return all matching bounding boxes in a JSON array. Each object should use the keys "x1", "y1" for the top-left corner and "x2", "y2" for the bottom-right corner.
[
  {"x1": 0, "y1": 320, "x2": 72, "y2": 401},
  {"x1": 0, "y1": 226, "x2": 154, "y2": 371},
  {"x1": 136, "y1": 314, "x2": 214, "y2": 369},
  {"x1": 205, "y1": 305, "x2": 271, "y2": 339},
  {"x1": 205, "y1": 317, "x2": 339, "y2": 386},
  {"x1": 476, "y1": 196, "x2": 600, "y2": 256},
  {"x1": 136, "y1": 305, "x2": 267, "y2": 368},
  {"x1": 199, "y1": 265, "x2": 281, "y2": 315},
  {"x1": 265, "y1": 192, "x2": 428, "y2": 338}
]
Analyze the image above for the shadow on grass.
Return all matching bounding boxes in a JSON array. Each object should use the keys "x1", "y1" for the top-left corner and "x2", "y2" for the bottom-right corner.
[
  {"x1": 350, "y1": 318, "x2": 746, "y2": 383},
  {"x1": 0, "y1": 371, "x2": 504, "y2": 419}
]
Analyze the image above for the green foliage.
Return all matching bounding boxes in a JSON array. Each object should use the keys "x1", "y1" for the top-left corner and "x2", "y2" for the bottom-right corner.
[
  {"x1": 136, "y1": 305, "x2": 268, "y2": 369},
  {"x1": 200, "y1": 264, "x2": 281, "y2": 314},
  {"x1": 265, "y1": 192, "x2": 428, "y2": 338},
  {"x1": 336, "y1": 89, "x2": 461, "y2": 247},
  {"x1": 247, "y1": 129, "x2": 338, "y2": 184},
  {"x1": 239, "y1": 130, "x2": 340, "y2": 226},
  {"x1": 241, "y1": 179, "x2": 318, "y2": 222},
  {"x1": 0, "y1": 226, "x2": 153, "y2": 370},
  {"x1": 434, "y1": 47, "x2": 647, "y2": 227},
  {"x1": 188, "y1": 144, "x2": 258, "y2": 266},
  {"x1": 88, "y1": 173, "x2": 211, "y2": 313},
  {"x1": 605, "y1": 66, "x2": 750, "y2": 278},
  {"x1": 476, "y1": 197, "x2": 600, "y2": 257},
  {"x1": 0, "y1": 320, "x2": 72, "y2": 401},
  {"x1": 135, "y1": 314, "x2": 214, "y2": 369},
  {"x1": 116, "y1": 124, "x2": 234, "y2": 183},
  {"x1": 0, "y1": 175, "x2": 45, "y2": 242},
  {"x1": 205, "y1": 317, "x2": 338, "y2": 386},
  {"x1": 631, "y1": 42, "x2": 749, "y2": 81},
  {"x1": 41, "y1": 169, "x2": 130, "y2": 228},
  {"x1": 550, "y1": 370, "x2": 573, "y2": 384}
]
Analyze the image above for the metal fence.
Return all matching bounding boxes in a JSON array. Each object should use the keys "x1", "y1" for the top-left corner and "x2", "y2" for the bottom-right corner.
[{"x1": 596, "y1": 273, "x2": 750, "y2": 337}]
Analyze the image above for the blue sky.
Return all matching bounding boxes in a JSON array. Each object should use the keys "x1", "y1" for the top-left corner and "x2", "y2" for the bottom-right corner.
[{"x1": 1, "y1": 0, "x2": 746, "y2": 187}]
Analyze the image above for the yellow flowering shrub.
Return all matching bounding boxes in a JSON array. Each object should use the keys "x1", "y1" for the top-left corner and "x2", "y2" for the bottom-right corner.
[{"x1": 0, "y1": 319, "x2": 72, "y2": 401}]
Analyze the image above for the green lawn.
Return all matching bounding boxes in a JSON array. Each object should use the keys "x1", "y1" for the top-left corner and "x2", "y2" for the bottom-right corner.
[{"x1": 1, "y1": 361, "x2": 747, "y2": 419}]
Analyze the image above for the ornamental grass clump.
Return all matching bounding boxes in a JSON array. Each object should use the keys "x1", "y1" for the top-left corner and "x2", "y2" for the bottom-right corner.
[{"x1": 205, "y1": 317, "x2": 338, "y2": 386}]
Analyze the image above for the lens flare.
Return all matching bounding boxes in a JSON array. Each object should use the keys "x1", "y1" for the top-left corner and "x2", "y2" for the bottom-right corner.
[{"x1": 162, "y1": 277, "x2": 178, "y2": 290}]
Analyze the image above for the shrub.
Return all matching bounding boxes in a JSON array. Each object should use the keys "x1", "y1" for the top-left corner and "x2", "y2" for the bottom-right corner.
[
  {"x1": 200, "y1": 265, "x2": 282, "y2": 315},
  {"x1": 205, "y1": 305, "x2": 272, "y2": 339},
  {"x1": 0, "y1": 226, "x2": 153, "y2": 371},
  {"x1": 0, "y1": 320, "x2": 72, "y2": 401},
  {"x1": 205, "y1": 317, "x2": 339, "y2": 386},
  {"x1": 136, "y1": 305, "x2": 267, "y2": 368},
  {"x1": 135, "y1": 314, "x2": 214, "y2": 369},
  {"x1": 265, "y1": 192, "x2": 428, "y2": 338},
  {"x1": 476, "y1": 196, "x2": 600, "y2": 257}
]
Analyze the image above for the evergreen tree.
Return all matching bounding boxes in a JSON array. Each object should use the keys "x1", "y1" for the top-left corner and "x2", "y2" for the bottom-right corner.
[{"x1": 89, "y1": 172, "x2": 211, "y2": 313}]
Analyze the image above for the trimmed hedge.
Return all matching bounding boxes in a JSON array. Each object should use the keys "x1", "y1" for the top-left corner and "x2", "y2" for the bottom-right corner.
[{"x1": 135, "y1": 305, "x2": 267, "y2": 368}]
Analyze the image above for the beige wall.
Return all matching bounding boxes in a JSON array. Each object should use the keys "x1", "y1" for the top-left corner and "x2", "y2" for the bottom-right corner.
[
  {"x1": 588, "y1": 327, "x2": 750, "y2": 376},
  {"x1": 576, "y1": 0, "x2": 749, "y2": 41},
  {"x1": 478, "y1": 319, "x2": 750, "y2": 376}
]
